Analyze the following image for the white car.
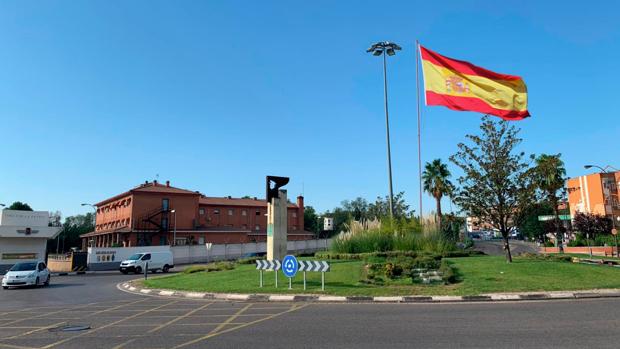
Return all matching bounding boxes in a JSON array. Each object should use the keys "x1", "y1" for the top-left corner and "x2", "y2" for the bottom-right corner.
[
  {"x1": 119, "y1": 252, "x2": 174, "y2": 274},
  {"x1": 2, "y1": 261, "x2": 51, "y2": 289}
]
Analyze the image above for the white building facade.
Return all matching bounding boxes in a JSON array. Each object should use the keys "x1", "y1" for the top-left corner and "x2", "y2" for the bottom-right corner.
[{"x1": 0, "y1": 210, "x2": 61, "y2": 274}]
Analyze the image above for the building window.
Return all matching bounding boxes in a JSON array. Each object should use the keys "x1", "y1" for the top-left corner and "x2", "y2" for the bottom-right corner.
[
  {"x1": 255, "y1": 225, "x2": 260, "y2": 231},
  {"x1": 242, "y1": 210, "x2": 247, "y2": 216},
  {"x1": 199, "y1": 208, "x2": 205, "y2": 215},
  {"x1": 256, "y1": 210, "x2": 261, "y2": 216},
  {"x1": 162, "y1": 199, "x2": 169, "y2": 211},
  {"x1": 293, "y1": 226, "x2": 297, "y2": 230},
  {"x1": 213, "y1": 209, "x2": 220, "y2": 215},
  {"x1": 228, "y1": 209, "x2": 234, "y2": 216},
  {"x1": 292, "y1": 212, "x2": 297, "y2": 218}
]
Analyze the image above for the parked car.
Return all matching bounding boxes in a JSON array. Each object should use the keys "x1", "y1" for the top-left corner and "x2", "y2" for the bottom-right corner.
[
  {"x1": 119, "y1": 251, "x2": 174, "y2": 274},
  {"x1": 2, "y1": 261, "x2": 51, "y2": 289}
]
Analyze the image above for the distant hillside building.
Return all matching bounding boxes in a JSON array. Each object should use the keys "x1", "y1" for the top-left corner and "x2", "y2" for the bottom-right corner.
[{"x1": 80, "y1": 180, "x2": 312, "y2": 249}]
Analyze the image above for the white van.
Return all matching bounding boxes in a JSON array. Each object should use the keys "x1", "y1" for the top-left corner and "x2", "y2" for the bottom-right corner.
[{"x1": 119, "y1": 251, "x2": 174, "y2": 274}]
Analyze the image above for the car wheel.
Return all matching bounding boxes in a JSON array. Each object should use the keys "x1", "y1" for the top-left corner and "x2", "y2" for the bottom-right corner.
[
  {"x1": 44, "y1": 275, "x2": 50, "y2": 286},
  {"x1": 2, "y1": 286, "x2": 8, "y2": 290},
  {"x1": 135, "y1": 266, "x2": 142, "y2": 274},
  {"x1": 162, "y1": 265, "x2": 170, "y2": 273}
]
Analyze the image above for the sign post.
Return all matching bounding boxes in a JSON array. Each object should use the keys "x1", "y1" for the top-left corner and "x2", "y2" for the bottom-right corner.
[
  {"x1": 255, "y1": 260, "x2": 281, "y2": 288},
  {"x1": 282, "y1": 255, "x2": 299, "y2": 290},
  {"x1": 298, "y1": 260, "x2": 330, "y2": 291}
]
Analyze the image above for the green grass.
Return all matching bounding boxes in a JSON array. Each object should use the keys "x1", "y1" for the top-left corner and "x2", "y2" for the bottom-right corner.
[{"x1": 142, "y1": 256, "x2": 620, "y2": 296}]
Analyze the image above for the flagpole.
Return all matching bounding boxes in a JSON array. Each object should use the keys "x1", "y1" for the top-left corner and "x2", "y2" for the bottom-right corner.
[{"x1": 415, "y1": 40, "x2": 423, "y2": 221}]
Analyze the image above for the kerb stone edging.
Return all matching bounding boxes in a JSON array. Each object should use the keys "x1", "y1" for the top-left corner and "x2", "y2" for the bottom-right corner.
[{"x1": 117, "y1": 280, "x2": 620, "y2": 304}]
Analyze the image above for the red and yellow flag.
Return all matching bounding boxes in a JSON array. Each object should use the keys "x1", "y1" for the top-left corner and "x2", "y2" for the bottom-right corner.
[{"x1": 420, "y1": 45, "x2": 529, "y2": 120}]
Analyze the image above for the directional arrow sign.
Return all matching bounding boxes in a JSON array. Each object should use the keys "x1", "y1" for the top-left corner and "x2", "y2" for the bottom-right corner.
[{"x1": 255, "y1": 260, "x2": 281, "y2": 270}]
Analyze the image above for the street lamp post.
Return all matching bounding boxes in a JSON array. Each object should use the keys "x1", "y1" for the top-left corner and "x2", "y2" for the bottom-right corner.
[
  {"x1": 170, "y1": 209, "x2": 177, "y2": 246},
  {"x1": 367, "y1": 41, "x2": 401, "y2": 219},
  {"x1": 584, "y1": 164, "x2": 620, "y2": 173}
]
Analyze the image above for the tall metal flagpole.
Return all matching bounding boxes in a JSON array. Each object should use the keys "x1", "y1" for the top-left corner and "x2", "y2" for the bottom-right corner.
[{"x1": 415, "y1": 40, "x2": 423, "y2": 220}]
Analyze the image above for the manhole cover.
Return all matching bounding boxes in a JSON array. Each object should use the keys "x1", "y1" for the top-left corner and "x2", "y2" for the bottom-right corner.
[{"x1": 49, "y1": 325, "x2": 91, "y2": 332}]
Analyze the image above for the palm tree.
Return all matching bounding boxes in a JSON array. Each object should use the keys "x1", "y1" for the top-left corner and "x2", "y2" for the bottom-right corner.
[
  {"x1": 534, "y1": 154, "x2": 567, "y2": 252},
  {"x1": 422, "y1": 159, "x2": 454, "y2": 229}
]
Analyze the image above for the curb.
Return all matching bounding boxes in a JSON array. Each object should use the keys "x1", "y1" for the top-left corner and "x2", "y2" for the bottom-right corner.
[{"x1": 117, "y1": 281, "x2": 620, "y2": 304}]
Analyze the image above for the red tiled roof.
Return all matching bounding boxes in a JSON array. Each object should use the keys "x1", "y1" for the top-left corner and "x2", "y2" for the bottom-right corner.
[
  {"x1": 95, "y1": 182, "x2": 201, "y2": 206},
  {"x1": 199, "y1": 196, "x2": 298, "y2": 208}
]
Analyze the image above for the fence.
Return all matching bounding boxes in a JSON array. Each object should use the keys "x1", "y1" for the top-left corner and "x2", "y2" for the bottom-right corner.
[
  {"x1": 86, "y1": 238, "x2": 332, "y2": 270},
  {"x1": 172, "y1": 238, "x2": 332, "y2": 265},
  {"x1": 541, "y1": 246, "x2": 618, "y2": 257}
]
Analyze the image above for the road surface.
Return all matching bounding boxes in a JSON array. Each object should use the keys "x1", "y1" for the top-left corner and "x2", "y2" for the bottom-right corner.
[{"x1": 1, "y1": 271, "x2": 619, "y2": 348}]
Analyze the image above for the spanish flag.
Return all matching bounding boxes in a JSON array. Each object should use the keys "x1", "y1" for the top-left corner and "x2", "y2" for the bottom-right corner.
[{"x1": 420, "y1": 45, "x2": 529, "y2": 120}]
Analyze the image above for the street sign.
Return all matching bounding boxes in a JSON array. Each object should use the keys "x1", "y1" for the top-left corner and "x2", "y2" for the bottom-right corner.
[
  {"x1": 538, "y1": 215, "x2": 571, "y2": 221},
  {"x1": 298, "y1": 260, "x2": 330, "y2": 272},
  {"x1": 255, "y1": 260, "x2": 281, "y2": 270},
  {"x1": 255, "y1": 260, "x2": 282, "y2": 288},
  {"x1": 281, "y1": 255, "x2": 299, "y2": 278}
]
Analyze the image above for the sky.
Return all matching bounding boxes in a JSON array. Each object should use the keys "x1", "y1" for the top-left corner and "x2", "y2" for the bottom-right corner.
[{"x1": 1, "y1": 1, "x2": 619, "y2": 219}]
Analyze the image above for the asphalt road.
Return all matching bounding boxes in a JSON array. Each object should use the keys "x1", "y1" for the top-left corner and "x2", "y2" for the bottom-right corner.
[
  {"x1": 473, "y1": 240, "x2": 540, "y2": 256},
  {"x1": 2, "y1": 272, "x2": 620, "y2": 348}
]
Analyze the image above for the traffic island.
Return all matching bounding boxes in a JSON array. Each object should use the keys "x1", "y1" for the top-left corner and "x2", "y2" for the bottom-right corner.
[{"x1": 121, "y1": 255, "x2": 620, "y2": 301}]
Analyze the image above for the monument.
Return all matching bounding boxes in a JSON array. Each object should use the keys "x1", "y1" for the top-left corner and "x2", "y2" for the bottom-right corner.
[{"x1": 266, "y1": 176, "x2": 289, "y2": 260}]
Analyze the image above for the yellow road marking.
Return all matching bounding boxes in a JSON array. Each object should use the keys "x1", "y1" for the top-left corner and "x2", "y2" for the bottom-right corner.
[
  {"x1": 0, "y1": 342, "x2": 37, "y2": 349},
  {"x1": 0, "y1": 321, "x2": 65, "y2": 341},
  {"x1": 41, "y1": 300, "x2": 179, "y2": 349},
  {"x1": 207, "y1": 303, "x2": 252, "y2": 335},
  {"x1": 171, "y1": 304, "x2": 307, "y2": 349},
  {"x1": 0, "y1": 303, "x2": 98, "y2": 327},
  {"x1": 84, "y1": 298, "x2": 150, "y2": 317},
  {"x1": 148, "y1": 302, "x2": 213, "y2": 334},
  {"x1": 111, "y1": 338, "x2": 136, "y2": 349}
]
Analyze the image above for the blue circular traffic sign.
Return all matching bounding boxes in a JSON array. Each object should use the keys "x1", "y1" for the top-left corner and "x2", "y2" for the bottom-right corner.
[{"x1": 282, "y1": 255, "x2": 298, "y2": 278}]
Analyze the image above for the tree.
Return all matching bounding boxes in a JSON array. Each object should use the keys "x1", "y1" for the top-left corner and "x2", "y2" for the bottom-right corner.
[
  {"x1": 304, "y1": 206, "x2": 320, "y2": 235},
  {"x1": 533, "y1": 154, "x2": 567, "y2": 252},
  {"x1": 450, "y1": 116, "x2": 535, "y2": 262},
  {"x1": 52, "y1": 213, "x2": 95, "y2": 253},
  {"x1": 368, "y1": 192, "x2": 414, "y2": 220},
  {"x1": 7, "y1": 201, "x2": 33, "y2": 211},
  {"x1": 516, "y1": 202, "x2": 553, "y2": 242},
  {"x1": 573, "y1": 212, "x2": 613, "y2": 241},
  {"x1": 341, "y1": 198, "x2": 370, "y2": 221},
  {"x1": 422, "y1": 159, "x2": 455, "y2": 228}
]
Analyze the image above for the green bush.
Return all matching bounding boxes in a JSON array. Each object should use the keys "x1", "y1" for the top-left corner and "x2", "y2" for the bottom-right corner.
[
  {"x1": 183, "y1": 261, "x2": 236, "y2": 274},
  {"x1": 439, "y1": 260, "x2": 457, "y2": 284},
  {"x1": 183, "y1": 265, "x2": 208, "y2": 274},
  {"x1": 237, "y1": 256, "x2": 261, "y2": 264},
  {"x1": 331, "y1": 228, "x2": 456, "y2": 254},
  {"x1": 462, "y1": 238, "x2": 474, "y2": 249},
  {"x1": 518, "y1": 253, "x2": 572, "y2": 263}
]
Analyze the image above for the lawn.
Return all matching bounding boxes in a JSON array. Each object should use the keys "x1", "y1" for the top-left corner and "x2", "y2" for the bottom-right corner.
[{"x1": 142, "y1": 256, "x2": 620, "y2": 296}]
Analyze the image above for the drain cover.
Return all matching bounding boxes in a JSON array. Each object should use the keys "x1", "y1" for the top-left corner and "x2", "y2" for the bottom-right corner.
[{"x1": 49, "y1": 325, "x2": 91, "y2": 332}]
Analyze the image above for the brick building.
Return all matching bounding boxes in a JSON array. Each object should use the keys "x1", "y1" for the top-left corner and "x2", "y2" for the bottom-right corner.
[
  {"x1": 566, "y1": 171, "x2": 620, "y2": 224},
  {"x1": 80, "y1": 180, "x2": 312, "y2": 249}
]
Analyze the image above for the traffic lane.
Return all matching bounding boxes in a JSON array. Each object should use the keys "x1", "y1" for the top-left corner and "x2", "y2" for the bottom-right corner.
[
  {"x1": 0, "y1": 273, "x2": 142, "y2": 310},
  {"x1": 202, "y1": 298, "x2": 620, "y2": 349},
  {"x1": 0, "y1": 299, "x2": 303, "y2": 349}
]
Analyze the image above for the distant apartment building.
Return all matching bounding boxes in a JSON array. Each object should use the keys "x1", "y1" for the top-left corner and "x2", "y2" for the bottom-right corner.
[
  {"x1": 566, "y1": 171, "x2": 620, "y2": 222},
  {"x1": 80, "y1": 180, "x2": 312, "y2": 249}
]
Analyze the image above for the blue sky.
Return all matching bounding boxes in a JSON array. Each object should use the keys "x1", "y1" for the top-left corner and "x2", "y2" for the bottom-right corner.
[{"x1": 1, "y1": 1, "x2": 619, "y2": 218}]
